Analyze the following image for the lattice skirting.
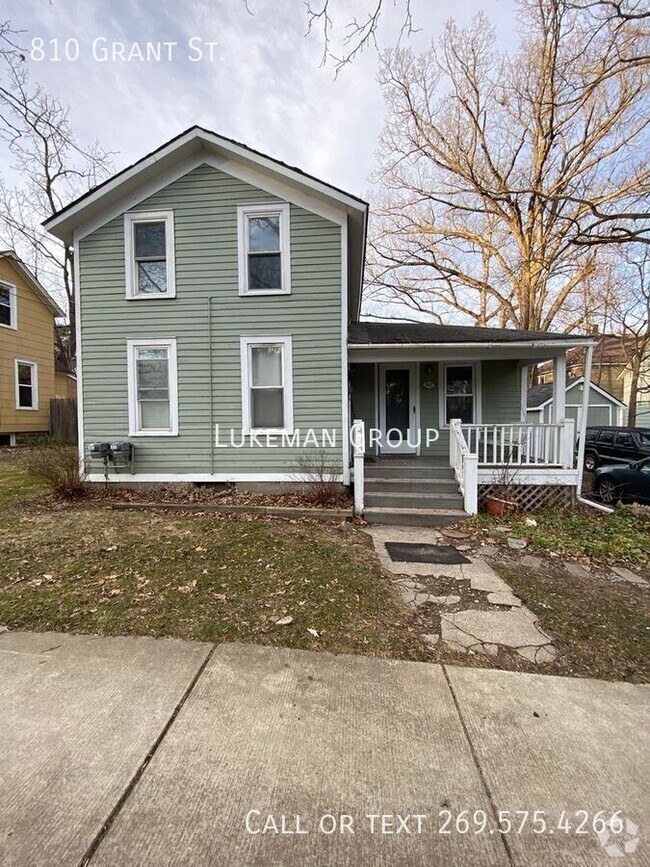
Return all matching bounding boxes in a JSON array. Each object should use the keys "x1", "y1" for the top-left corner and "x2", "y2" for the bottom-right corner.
[{"x1": 478, "y1": 484, "x2": 575, "y2": 512}]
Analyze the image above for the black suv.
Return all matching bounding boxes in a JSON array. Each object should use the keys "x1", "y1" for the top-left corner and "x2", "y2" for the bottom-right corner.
[{"x1": 581, "y1": 426, "x2": 650, "y2": 472}]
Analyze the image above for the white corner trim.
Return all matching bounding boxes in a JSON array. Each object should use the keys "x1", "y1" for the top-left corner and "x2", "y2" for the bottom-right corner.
[
  {"x1": 240, "y1": 335, "x2": 294, "y2": 435},
  {"x1": 15, "y1": 358, "x2": 39, "y2": 410},
  {"x1": 124, "y1": 210, "x2": 176, "y2": 299},
  {"x1": 126, "y1": 337, "x2": 179, "y2": 436},
  {"x1": 73, "y1": 233, "x2": 84, "y2": 474},
  {"x1": 237, "y1": 202, "x2": 291, "y2": 296},
  {"x1": 340, "y1": 218, "x2": 350, "y2": 484},
  {"x1": 0, "y1": 279, "x2": 18, "y2": 330}
]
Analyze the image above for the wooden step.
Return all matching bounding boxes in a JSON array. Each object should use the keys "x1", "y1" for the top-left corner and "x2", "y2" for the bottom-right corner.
[
  {"x1": 364, "y1": 507, "x2": 467, "y2": 527},
  {"x1": 365, "y1": 491, "x2": 465, "y2": 510}
]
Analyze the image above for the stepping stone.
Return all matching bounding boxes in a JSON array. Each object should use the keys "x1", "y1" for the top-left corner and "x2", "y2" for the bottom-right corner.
[
  {"x1": 427, "y1": 595, "x2": 461, "y2": 606},
  {"x1": 441, "y1": 529, "x2": 470, "y2": 540},
  {"x1": 395, "y1": 578, "x2": 427, "y2": 592},
  {"x1": 565, "y1": 562, "x2": 591, "y2": 579},
  {"x1": 516, "y1": 644, "x2": 557, "y2": 664},
  {"x1": 441, "y1": 610, "x2": 553, "y2": 651},
  {"x1": 478, "y1": 546, "x2": 500, "y2": 558},
  {"x1": 421, "y1": 633, "x2": 439, "y2": 648},
  {"x1": 487, "y1": 592, "x2": 522, "y2": 607},
  {"x1": 507, "y1": 538, "x2": 528, "y2": 550},
  {"x1": 611, "y1": 566, "x2": 649, "y2": 586},
  {"x1": 521, "y1": 555, "x2": 542, "y2": 569},
  {"x1": 469, "y1": 572, "x2": 512, "y2": 594}
]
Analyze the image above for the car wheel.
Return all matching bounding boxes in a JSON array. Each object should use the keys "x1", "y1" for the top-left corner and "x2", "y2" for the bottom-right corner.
[
  {"x1": 597, "y1": 478, "x2": 618, "y2": 505},
  {"x1": 584, "y1": 454, "x2": 597, "y2": 472}
]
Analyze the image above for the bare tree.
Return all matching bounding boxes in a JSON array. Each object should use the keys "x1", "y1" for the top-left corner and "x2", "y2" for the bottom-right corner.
[
  {"x1": 368, "y1": 0, "x2": 649, "y2": 330},
  {"x1": 595, "y1": 245, "x2": 650, "y2": 424},
  {"x1": 0, "y1": 50, "x2": 112, "y2": 371}
]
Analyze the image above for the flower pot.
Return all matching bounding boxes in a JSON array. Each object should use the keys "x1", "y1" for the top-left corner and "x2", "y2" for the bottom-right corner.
[{"x1": 486, "y1": 495, "x2": 517, "y2": 517}]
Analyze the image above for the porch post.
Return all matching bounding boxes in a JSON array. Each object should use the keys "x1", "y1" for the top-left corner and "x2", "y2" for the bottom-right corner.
[
  {"x1": 464, "y1": 454, "x2": 478, "y2": 515},
  {"x1": 560, "y1": 417, "x2": 576, "y2": 468},
  {"x1": 552, "y1": 354, "x2": 567, "y2": 423},
  {"x1": 352, "y1": 419, "x2": 365, "y2": 517}
]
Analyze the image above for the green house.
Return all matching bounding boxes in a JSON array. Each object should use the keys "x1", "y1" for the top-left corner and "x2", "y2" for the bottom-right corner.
[{"x1": 45, "y1": 127, "x2": 596, "y2": 524}]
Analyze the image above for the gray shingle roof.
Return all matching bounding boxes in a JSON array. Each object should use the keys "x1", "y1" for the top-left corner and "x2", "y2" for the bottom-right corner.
[{"x1": 349, "y1": 321, "x2": 586, "y2": 345}]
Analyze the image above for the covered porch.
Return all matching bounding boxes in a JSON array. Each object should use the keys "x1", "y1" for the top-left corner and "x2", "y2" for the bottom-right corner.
[{"x1": 347, "y1": 322, "x2": 596, "y2": 522}]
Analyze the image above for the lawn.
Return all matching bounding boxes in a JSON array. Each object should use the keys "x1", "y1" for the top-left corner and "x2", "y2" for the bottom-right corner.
[
  {"x1": 495, "y1": 562, "x2": 649, "y2": 683},
  {"x1": 0, "y1": 450, "x2": 425, "y2": 659},
  {"x1": 465, "y1": 506, "x2": 650, "y2": 568}
]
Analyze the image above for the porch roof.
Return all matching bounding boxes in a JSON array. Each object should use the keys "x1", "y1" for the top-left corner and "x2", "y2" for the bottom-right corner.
[{"x1": 349, "y1": 321, "x2": 594, "y2": 348}]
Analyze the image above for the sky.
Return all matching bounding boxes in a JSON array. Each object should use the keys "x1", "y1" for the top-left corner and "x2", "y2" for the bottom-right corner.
[{"x1": 2, "y1": 0, "x2": 516, "y2": 201}]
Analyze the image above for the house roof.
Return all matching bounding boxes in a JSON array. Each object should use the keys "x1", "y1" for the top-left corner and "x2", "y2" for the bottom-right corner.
[
  {"x1": 0, "y1": 250, "x2": 64, "y2": 317},
  {"x1": 527, "y1": 376, "x2": 626, "y2": 408},
  {"x1": 537, "y1": 334, "x2": 635, "y2": 374},
  {"x1": 42, "y1": 125, "x2": 368, "y2": 317},
  {"x1": 348, "y1": 321, "x2": 594, "y2": 347}
]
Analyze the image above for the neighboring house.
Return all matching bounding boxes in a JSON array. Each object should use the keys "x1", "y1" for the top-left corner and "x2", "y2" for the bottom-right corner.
[
  {"x1": 0, "y1": 251, "x2": 65, "y2": 446},
  {"x1": 622, "y1": 354, "x2": 650, "y2": 427},
  {"x1": 536, "y1": 333, "x2": 650, "y2": 426},
  {"x1": 527, "y1": 377, "x2": 626, "y2": 429},
  {"x1": 43, "y1": 126, "x2": 595, "y2": 523},
  {"x1": 54, "y1": 360, "x2": 78, "y2": 400}
]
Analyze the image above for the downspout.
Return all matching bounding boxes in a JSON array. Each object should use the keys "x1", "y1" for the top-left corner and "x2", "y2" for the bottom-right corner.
[{"x1": 576, "y1": 342, "x2": 614, "y2": 513}]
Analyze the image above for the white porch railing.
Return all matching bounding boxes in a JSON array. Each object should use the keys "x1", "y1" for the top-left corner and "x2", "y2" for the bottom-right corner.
[
  {"x1": 450, "y1": 418, "x2": 576, "y2": 515},
  {"x1": 449, "y1": 420, "x2": 479, "y2": 514},
  {"x1": 351, "y1": 418, "x2": 365, "y2": 516},
  {"x1": 461, "y1": 421, "x2": 575, "y2": 468}
]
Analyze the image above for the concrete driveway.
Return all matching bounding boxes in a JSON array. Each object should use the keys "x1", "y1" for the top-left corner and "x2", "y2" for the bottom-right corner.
[{"x1": 0, "y1": 631, "x2": 647, "y2": 866}]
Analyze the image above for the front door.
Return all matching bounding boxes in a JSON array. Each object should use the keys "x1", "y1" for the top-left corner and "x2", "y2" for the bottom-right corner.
[{"x1": 379, "y1": 363, "x2": 417, "y2": 454}]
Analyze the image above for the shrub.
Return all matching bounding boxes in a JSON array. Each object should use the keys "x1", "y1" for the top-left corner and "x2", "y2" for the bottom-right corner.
[
  {"x1": 294, "y1": 450, "x2": 348, "y2": 508},
  {"x1": 26, "y1": 444, "x2": 87, "y2": 500}
]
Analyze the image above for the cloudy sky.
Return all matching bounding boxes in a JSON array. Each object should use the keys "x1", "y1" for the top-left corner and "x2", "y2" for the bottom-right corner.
[{"x1": 3, "y1": 0, "x2": 515, "y2": 200}]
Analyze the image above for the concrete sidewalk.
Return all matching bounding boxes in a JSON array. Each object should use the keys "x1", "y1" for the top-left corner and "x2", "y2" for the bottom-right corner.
[{"x1": 0, "y1": 632, "x2": 647, "y2": 866}]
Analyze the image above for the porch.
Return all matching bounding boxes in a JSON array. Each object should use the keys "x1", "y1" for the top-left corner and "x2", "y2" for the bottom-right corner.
[{"x1": 346, "y1": 321, "x2": 595, "y2": 524}]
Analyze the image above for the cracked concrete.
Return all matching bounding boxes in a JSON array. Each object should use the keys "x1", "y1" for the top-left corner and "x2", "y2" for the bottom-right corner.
[{"x1": 365, "y1": 525, "x2": 557, "y2": 665}]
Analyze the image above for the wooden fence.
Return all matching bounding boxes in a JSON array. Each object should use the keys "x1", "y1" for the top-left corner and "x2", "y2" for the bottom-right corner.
[{"x1": 50, "y1": 398, "x2": 78, "y2": 444}]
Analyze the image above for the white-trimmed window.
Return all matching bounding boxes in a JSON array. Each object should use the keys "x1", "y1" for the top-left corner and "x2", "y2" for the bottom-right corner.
[
  {"x1": 0, "y1": 280, "x2": 17, "y2": 329},
  {"x1": 15, "y1": 360, "x2": 38, "y2": 410},
  {"x1": 441, "y1": 363, "x2": 479, "y2": 426},
  {"x1": 124, "y1": 211, "x2": 175, "y2": 299},
  {"x1": 237, "y1": 203, "x2": 291, "y2": 296},
  {"x1": 240, "y1": 336, "x2": 293, "y2": 433},
  {"x1": 127, "y1": 339, "x2": 178, "y2": 436}
]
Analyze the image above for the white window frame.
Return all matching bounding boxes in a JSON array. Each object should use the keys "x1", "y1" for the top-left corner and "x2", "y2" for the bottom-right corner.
[
  {"x1": 15, "y1": 359, "x2": 38, "y2": 411},
  {"x1": 240, "y1": 335, "x2": 294, "y2": 434},
  {"x1": 124, "y1": 210, "x2": 176, "y2": 299},
  {"x1": 0, "y1": 280, "x2": 17, "y2": 330},
  {"x1": 439, "y1": 362, "x2": 481, "y2": 428},
  {"x1": 237, "y1": 202, "x2": 291, "y2": 296},
  {"x1": 127, "y1": 338, "x2": 179, "y2": 436}
]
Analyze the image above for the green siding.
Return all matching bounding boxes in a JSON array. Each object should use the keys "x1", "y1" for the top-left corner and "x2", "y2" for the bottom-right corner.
[
  {"x1": 350, "y1": 360, "x2": 524, "y2": 457},
  {"x1": 349, "y1": 363, "x2": 376, "y2": 451},
  {"x1": 79, "y1": 163, "x2": 343, "y2": 476}
]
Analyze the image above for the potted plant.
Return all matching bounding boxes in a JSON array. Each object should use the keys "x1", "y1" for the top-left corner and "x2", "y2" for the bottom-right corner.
[{"x1": 485, "y1": 444, "x2": 519, "y2": 517}]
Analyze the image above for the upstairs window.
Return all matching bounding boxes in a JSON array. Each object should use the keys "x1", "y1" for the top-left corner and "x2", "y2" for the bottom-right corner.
[
  {"x1": 240, "y1": 336, "x2": 293, "y2": 433},
  {"x1": 127, "y1": 339, "x2": 178, "y2": 436},
  {"x1": 237, "y1": 203, "x2": 290, "y2": 295},
  {"x1": 124, "y1": 211, "x2": 175, "y2": 299},
  {"x1": 15, "y1": 360, "x2": 38, "y2": 410},
  {"x1": 0, "y1": 280, "x2": 17, "y2": 329}
]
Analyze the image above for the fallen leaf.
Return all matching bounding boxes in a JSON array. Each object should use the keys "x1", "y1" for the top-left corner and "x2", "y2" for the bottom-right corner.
[{"x1": 275, "y1": 615, "x2": 294, "y2": 626}]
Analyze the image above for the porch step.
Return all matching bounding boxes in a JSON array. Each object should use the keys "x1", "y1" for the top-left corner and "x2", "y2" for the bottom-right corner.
[
  {"x1": 365, "y1": 491, "x2": 464, "y2": 510},
  {"x1": 365, "y1": 478, "x2": 460, "y2": 494},
  {"x1": 364, "y1": 465, "x2": 455, "y2": 480},
  {"x1": 364, "y1": 507, "x2": 467, "y2": 527}
]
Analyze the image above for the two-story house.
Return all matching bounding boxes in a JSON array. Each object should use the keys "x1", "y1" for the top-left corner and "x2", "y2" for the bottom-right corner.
[
  {"x1": 0, "y1": 251, "x2": 66, "y2": 446},
  {"x1": 44, "y1": 127, "x2": 596, "y2": 524}
]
